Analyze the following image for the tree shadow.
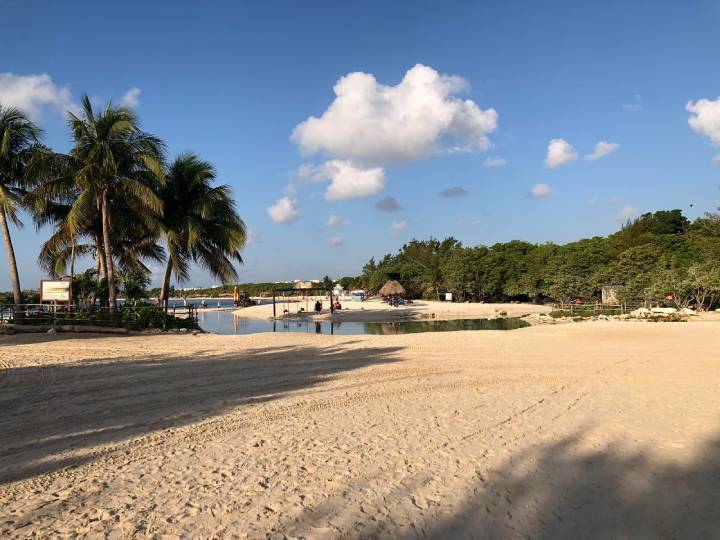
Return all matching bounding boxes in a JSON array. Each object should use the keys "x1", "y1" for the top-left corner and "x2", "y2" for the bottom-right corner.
[
  {"x1": 399, "y1": 429, "x2": 720, "y2": 538},
  {"x1": 0, "y1": 340, "x2": 404, "y2": 485}
]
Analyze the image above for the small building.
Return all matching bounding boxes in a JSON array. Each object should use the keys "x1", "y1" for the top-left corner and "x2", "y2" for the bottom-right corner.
[
  {"x1": 351, "y1": 290, "x2": 365, "y2": 302},
  {"x1": 293, "y1": 279, "x2": 320, "y2": 290}
]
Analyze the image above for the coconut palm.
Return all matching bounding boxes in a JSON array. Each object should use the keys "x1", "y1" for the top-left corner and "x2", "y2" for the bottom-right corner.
[
  {"x1": 33, "y1": 96, "x2": 165, "y2": 313},
  {"x1": 0, "y1": 103, "x2": 42, "y2": 311},
  {"x1": 158, "y1": 153, "x2": 246, "y2": 306}
]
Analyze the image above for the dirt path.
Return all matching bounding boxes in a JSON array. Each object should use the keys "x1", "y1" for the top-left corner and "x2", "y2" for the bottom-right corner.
[{"x1": 1, "y1": 322, "x2": 719, "y2": 538}]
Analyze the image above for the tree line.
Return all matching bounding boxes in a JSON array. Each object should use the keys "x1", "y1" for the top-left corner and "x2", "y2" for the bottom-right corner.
[
  {"x1": 0, "y1": 99, "x2": 246, "y2": 315},
  {"x1": 338, "y1": 209, "x2": 720, "y2": 310}
]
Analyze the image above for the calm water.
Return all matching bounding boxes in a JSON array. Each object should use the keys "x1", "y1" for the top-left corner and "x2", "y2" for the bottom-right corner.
[{"x1": 197, "y1": 311, "x2": 529, "y2": 335}]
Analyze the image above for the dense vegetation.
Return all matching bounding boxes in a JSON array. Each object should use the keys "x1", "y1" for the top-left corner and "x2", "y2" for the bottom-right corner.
[
  {"x1": 0, "y1": 98, "x2": 246, "y2": 324},
  {"x1": 340, "y1": 210, "x2": 720, "y2": 310}
]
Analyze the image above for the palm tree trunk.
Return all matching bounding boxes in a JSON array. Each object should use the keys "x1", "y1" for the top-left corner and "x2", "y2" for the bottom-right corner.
[
  {"x1": 0, "y1": 207, "x2": 23, "y2": 321},
  {"x1": 160, "y1": 257, "x2": 173, "y2": 309},
  {"x1": 101, "y1": 190, "x2": 117, "y2": 314}
]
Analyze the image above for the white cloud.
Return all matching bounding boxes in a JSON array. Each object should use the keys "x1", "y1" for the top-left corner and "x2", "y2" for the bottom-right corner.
[
  {"x1": 327, "y1": 236, "x2": 344, "y2": 247},
  {"x1": 267, "y1": 196, "x2": 300, "y2": 224},
  {"x1": 530, "y1": 183, "x2": 552, "y2": 199},
  {"x1": 483, "y1": 156, "x2": 507, "y2": 167},
  {"x1": 292, "y1": 64, "x2": 498, "y2": 165},
  {"x1": 616, "y1": 206, "x2": 639, "y2": 220},
  {"x1": 245, "y1": 228, "x2": 261, "y2": 246},
  {"x1": 687, "y1": 96, "x2": 720, "y2": 146},
  {"x1": 545, "y1": 138, "x2": 578, "y2": 168},
  {"x1": 0, "y1": 72, "x2": 76, "y2": 119},
  {"x1": 714, "y1": 154, "x2": 720, "y2": 163},
  {"x1": 299, "y1": 160, "x2": 384, "y2": 200},
  {"x1": 120, "y1": 87, "x2": 141, "y2": 108},
  {"x1": 327, "y1": 214, "x2": 349, "y2": 228},
  {"x1": 585, "y1": 141, "x2": 620, "y2": 161},
  {"x1": 622, "y1": 94, "x2": 643, "y2": 112},
  {"x1": 390, "y1": 220, "x2": 408, "y2": 232}
]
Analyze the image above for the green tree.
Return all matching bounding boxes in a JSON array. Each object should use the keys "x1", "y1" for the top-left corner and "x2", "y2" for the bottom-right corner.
[
  {"x1": 158, "y1": 153, "x2": 246, "y2": 307},
  {"x1": 60, "y1": 96, "x2": 165, "y2": 313},
  {"x1": 0, "y1": 104, "x2": 42, "y2": 311},
  {"x1": 120, "y1": 267, "x2": 151, "y2": 304}
]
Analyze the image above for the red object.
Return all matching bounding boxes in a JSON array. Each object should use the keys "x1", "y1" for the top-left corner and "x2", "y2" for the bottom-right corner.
[{"x1": 665, "y1": 295, "x2": 673, "y2": 301}]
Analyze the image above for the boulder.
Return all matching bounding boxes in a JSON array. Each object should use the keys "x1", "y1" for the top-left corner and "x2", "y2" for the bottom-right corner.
[
  {"x1": 630, "y1": 308, "x2": 651, "y2": 318},
  {"x1": 680, "y1": 308, "x2": 698, "y2": 316},
  {"x1": 651, "y1": 307, "x2": 677, "y2": 315}
]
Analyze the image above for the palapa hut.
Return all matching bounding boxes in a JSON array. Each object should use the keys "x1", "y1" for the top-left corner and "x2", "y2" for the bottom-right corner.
[{"x1": 379, "y1": 280, "x2": 406, "y2": 298}]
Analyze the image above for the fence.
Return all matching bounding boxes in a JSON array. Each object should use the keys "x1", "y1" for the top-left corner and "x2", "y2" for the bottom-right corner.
[
  {"x1": 552, "y1": 302, "x2": 640, "y2": 315},
  {"x1": 0, "y1": 303, "x2": 198, "y2": 329}
]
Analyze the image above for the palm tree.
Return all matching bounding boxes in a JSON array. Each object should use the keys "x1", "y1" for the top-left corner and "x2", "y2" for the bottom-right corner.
[
  {"x1": 159, "y1": 153, "x2": 246, "y2": 307},
  {"x1": 41, "y1": 96, "x2": 165, "y2": 313},
  {"x1": 0, "y1": 103, "x2": 42, "y2": 312}
]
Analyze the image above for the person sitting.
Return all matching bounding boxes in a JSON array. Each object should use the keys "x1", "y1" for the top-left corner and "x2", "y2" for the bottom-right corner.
[{"x1": 333, "y1": 301, "x2": 342, "y2": 310}]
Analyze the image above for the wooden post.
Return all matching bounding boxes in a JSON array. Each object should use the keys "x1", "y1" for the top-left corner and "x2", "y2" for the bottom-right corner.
[
  {"x1": 272, "y1": 289, "x2": 276, "y2": 319},
  {"x1": 329, "y1": 288, "x2": 334, "y2": 314}
]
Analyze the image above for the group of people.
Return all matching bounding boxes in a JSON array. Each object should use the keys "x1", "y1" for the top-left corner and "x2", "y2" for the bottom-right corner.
[{"x1": 313, "y1": 297, "x2": 342, "y2": 313}]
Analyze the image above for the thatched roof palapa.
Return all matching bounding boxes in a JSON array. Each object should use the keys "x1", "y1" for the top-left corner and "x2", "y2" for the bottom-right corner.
[{"x1": 379, "y1": 280, "x2": 406, "y2": 297}]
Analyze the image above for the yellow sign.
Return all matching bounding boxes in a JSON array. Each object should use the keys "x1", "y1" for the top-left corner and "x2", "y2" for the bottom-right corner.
[{"x1": 41, "y1": 280, "x2": 71, "y2": 302}]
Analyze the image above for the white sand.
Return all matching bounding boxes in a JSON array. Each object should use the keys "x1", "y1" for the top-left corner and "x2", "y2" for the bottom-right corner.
[
  {"x1": 1, "y1": 321, "x2": 719, "y2": 537},
  {"x1": 237, "y1": 298, "x2": 550, "y2": 323}
]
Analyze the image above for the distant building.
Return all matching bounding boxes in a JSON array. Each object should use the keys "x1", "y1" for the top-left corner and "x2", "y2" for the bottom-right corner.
[{"x1": 293, "y1": 279, "x2": 321, "y2": 289}]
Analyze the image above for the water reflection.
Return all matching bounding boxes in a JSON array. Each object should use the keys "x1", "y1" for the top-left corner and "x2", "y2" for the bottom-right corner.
[{"x1": 197, "y1": 311, "x2": 529, "y2": 336}]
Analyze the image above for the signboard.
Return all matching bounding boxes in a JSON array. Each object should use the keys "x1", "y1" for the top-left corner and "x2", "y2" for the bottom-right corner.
[
  {"x1": 445, "y1": 292, "x2": 453, "y2": 301},
  {"x1": 41, "y1": 280, "x2": 71, "y2": 302}
]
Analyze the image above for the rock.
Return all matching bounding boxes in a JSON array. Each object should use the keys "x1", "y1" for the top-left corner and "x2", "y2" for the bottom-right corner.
[
  {"x1": 47, "y1": 327, "x2": 57, "y2": 334},
  {"x1": 680, "y1": 308, "x2": 698, "y2": 316},
  {"x1": 651, "y1": 307, "x2": 677, "y2": 315},
  {"x1": 598, "y1": 315, "x2": 609, "y2": 320},
  {"x1": 630, "y1": 308, "x2": 651, "y2": 318},
  {"x1": 179, "y1": 328, "x2": 188, "y2": 333}
]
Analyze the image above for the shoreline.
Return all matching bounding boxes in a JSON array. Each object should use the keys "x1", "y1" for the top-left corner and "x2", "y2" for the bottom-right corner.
[{"x1": 231, "y1": 299, "x2": 551, "y2": 324}]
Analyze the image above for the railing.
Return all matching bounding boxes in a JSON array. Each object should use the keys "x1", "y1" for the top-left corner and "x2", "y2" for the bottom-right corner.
[
  {"x1": 551, "y1": 303, "x2": 639, "y2": 315},
  {"x1": 0, "y1": 303, "x2": 198, "y2": 329}
]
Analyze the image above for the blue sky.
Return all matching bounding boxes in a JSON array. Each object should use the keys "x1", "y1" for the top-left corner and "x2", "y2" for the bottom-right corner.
[{"x1": 2, "y1": 0, "x2": 720, "y2": 290}]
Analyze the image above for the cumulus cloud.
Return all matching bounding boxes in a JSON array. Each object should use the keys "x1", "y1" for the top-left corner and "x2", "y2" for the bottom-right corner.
[
  {"x1": 299, "y1": 160, "x2": 384, "y2": 200},
  {"x1": 292, "y1": 64, "x2": 498, "y2": 165},
  {"x1": 267, "y1": 196, "x2": 300, "y2": 224},
  {"x1": 390, "y1": 220, "x2": 408, "y2": 232},
  {"x1": 327, "y1": 214, "x2": 349, "y2": 228},
  {"x1": 327, "y1": 236, "x2": 344, "y2": 247},
  {"x1": 687, "y1": 97, "x2": 720, "y2": 146},
  {"x1": 530, "y1": 183, "x2": 552, "y2": 199},
  {"x1": 439, "y1": 186, "x2": 468, "y2": 198},
  {"x1": 0, "y1": 72, "x2": 76, "y2": 119},
  {"x1": 585, "y1": 141, "x2": 620, "y2": 161},
  {"x1": 483, "y1": 156, "x2": 507, "y2": 167},
  {"x1": 120, "y1": 87, "x2": 141, "y2": 108},
  {"x1": 375, "y1": 196, "x2": 401, "y2": 212},
  {"x1": 545, "y1": 138, "x2": 577, "y2": 168},
  {"x1": 616, "y1": 206, "x2": 639, "y2": 220},
  {"x1": 622, "y1": 94, "x2": 643, "y2": 112}
]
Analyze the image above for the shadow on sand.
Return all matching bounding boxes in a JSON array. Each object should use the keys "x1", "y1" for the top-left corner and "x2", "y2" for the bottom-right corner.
[
  {"x1": 0, "y1": 337, "x2": 403, "y2": 485},
  {"x1": 389, "y1": 430, "x2": 720, "y2": 538}
]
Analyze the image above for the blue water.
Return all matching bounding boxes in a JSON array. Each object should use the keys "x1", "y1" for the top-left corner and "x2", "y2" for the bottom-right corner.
[{"x1": 197, "y1": 311, "x2": 529, "y2": 335}]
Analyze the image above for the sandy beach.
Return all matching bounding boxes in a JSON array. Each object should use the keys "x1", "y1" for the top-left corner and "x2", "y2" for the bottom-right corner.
[
  {"x1": 236, "y1": 298, "x2": 551, "y2": 323},
  {"x1": 1, "y1": 321, "x2": 719, "y2": 538}
]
